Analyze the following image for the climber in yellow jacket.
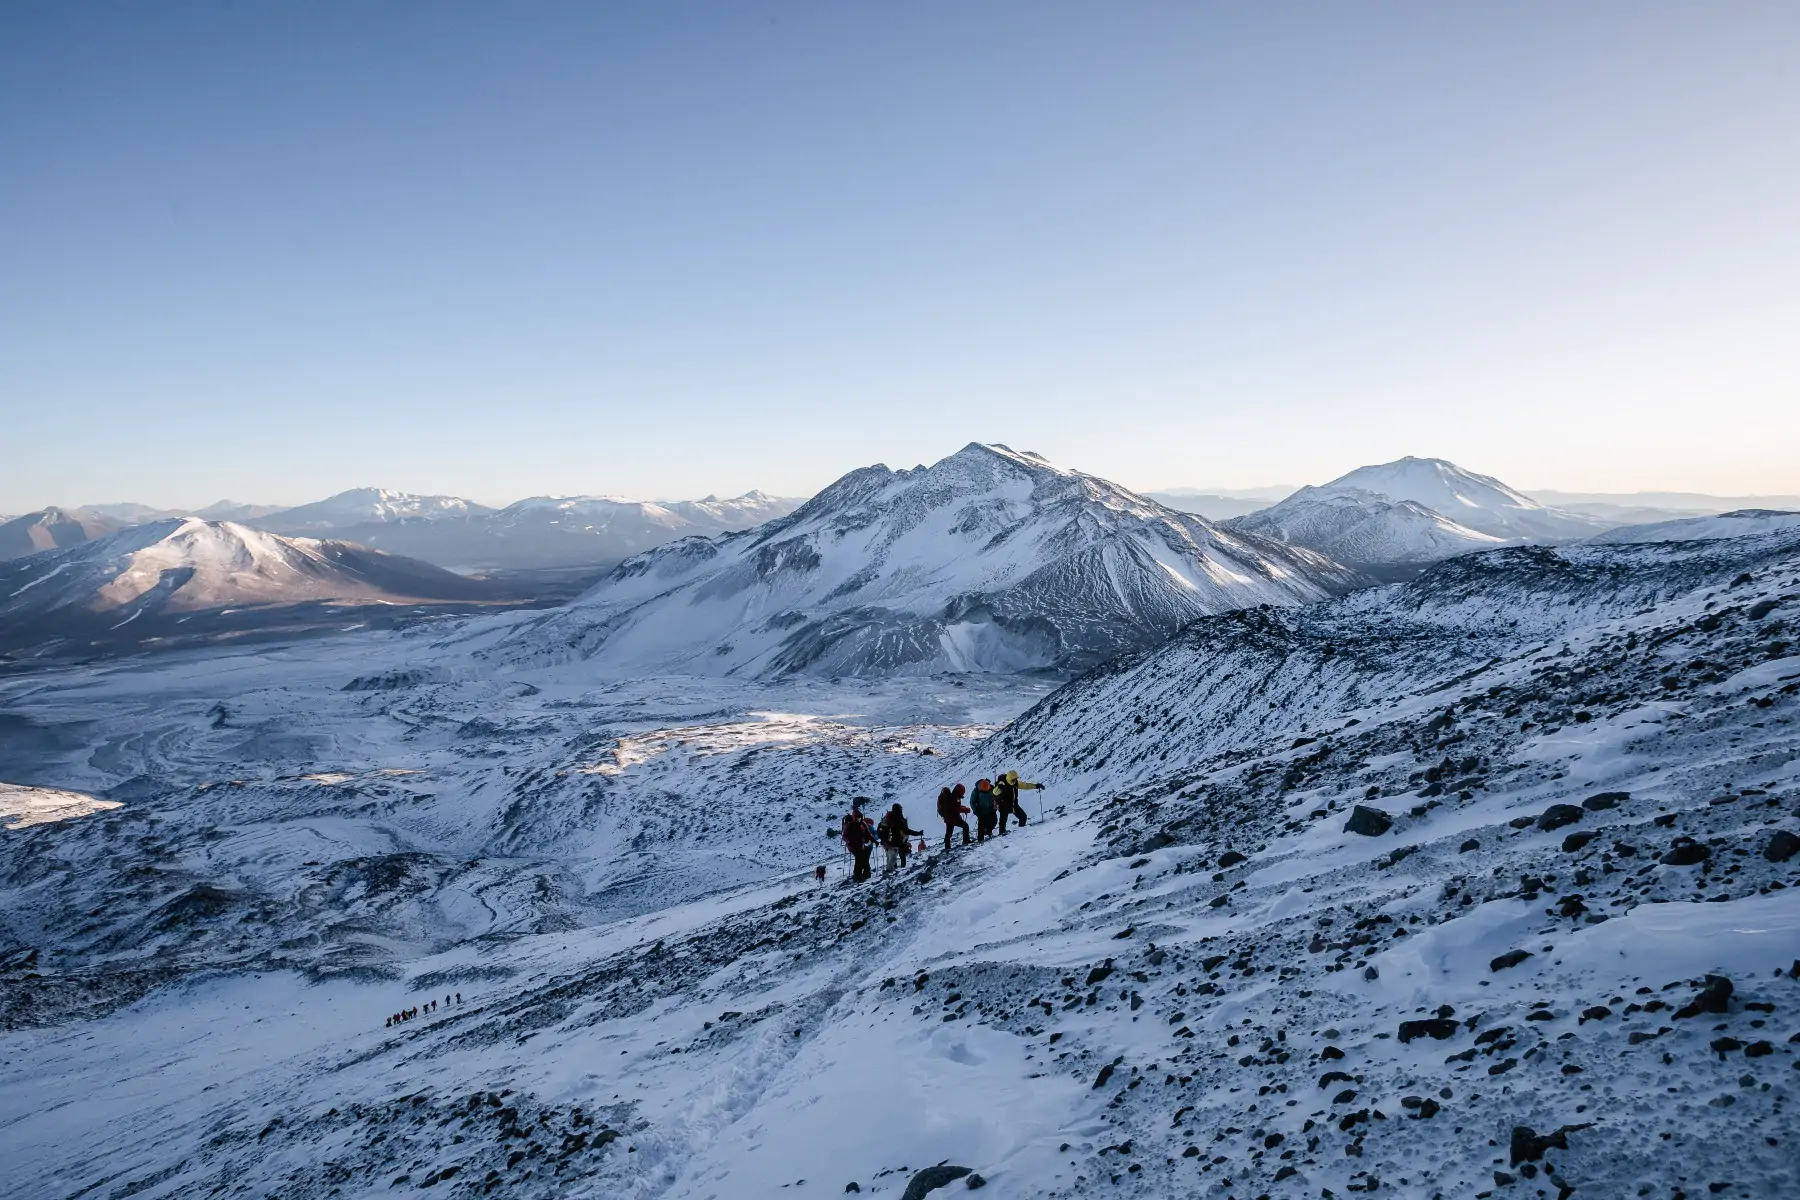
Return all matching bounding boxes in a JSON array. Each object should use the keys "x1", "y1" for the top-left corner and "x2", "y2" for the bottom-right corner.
[{"x1": 995, "y1": 770, "x2": 1043, "y2": 833}]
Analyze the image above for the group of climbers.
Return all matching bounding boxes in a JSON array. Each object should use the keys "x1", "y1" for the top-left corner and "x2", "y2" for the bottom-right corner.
[
  {"x1": 937, "y1": 771, "x2": 1041, "y2": 847},
  {"x1": 835, "y1": 771, "x2": 1043, "y2": 883},
  {"x1": 840, "y1": 799, "x2": 926, "y2": 881},
  {"x1": 386, "y1": 992, "x2": 462, "y2": 1027}
]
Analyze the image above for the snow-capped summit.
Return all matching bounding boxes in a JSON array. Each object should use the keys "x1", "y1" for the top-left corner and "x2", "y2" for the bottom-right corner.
[
  {"x1": 255, "y1": 488, "x2": 492, "y2": 534},
  {"x1": 495, "y1": 443, "x2": 1359, "y2": 677},
  {"x1": 1225, "y1": 485, "x2": 1504, "y2": 574},
  {"x1": 1224, "y1": 457, "x2": 1610, "y2": 571},
  {"x1": 1319, "y1": 456, "x2": 1606, "y2": 541}
]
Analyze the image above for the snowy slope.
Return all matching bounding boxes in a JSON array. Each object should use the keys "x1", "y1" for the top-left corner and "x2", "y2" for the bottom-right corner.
[
  {"x1": 1314, "y1": 457, "x2": 1609, "y2": 542},
  {"x1": 495, "y1": 444, "x2": 1360, "y2": 678},
  {"x1": 1225, "y1": 486, "x2": 1504, "y2": 571},
  {"x1": 1588, "y1": 508, "x2": 1800, "y2": 545},
  {"x1": 1, "y1": 521, "x2": 1796, "y2": 1199},
  {"x1": 0, "y1": 506, "x2": 125, "y2": 560}
]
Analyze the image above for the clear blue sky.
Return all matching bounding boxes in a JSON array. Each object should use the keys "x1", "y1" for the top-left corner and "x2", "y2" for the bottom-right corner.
[{"x1": 4, "y1": 1, "x2": 1797, "y2": 510}]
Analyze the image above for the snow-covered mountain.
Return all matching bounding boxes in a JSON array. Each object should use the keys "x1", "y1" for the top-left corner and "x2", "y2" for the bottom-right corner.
[
  {"x1": 0, "y1": 507, "x2": 125, "y2": 561},
  {"x1": 254, "y1": 488, "x2": 493, "y2": 534},
  {"x1": 1222, "y1": 457, "x2": 1611, "y2": 572},
  {"x1": 1317, "y1": 456, "x2": 1608, "y2": 542},
  {"x1": 1225, "y1": 485, "x2": 1505, "y2": 574},
  {"x1": 487, "y1": 490, "x2": 798, "y2": 551},
  {"x1": 0, "y1": 518, "x2": 509, "y2": 657},
  {"x1": 1587, "y1": 508, "x2": 1800, "y2": 545},
  {"x1": 494, "y1": 443, "x2": 1360, "y2": 677}
]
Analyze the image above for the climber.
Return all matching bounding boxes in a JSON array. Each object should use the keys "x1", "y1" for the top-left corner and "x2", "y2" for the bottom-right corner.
[
  {"x1": 970, "y1": 778, "x2": 999, "y2": 842},
  {"x1": 1002, "y1": 770, "x2": 1044, "y2": 826},
  {"x1": 878, "y1": 803, "x2": 923, "y2": 873},
  {"x1": 937, "y1": 784, "x2": 971, "y2": 850},
  {"x1": 993, "y1": 774, "x2": 1020, "y2": 833},
  {"x1": 842, "y1": 798, "x2": 876, "y2": 882}
]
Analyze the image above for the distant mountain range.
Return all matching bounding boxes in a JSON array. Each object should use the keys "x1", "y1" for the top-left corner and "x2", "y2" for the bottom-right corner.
[
  {"x1": 1141, "y1": 492, "x2": 1283, "y2": 521},
  {"x1": 266, "y1": 489, "x2": 801, "y2": 571},
  {"x1": 490, "y1": 443, "x2": 1358, "y2": 678},
  {"x1": 0, "y1": 488, "x2": 802, "y2": 570}
]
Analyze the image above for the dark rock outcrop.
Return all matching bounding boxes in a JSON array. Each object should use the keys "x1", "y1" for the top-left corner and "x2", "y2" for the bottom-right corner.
[{"x1": 902, "y1": 1166, "x2": 973, "y2": 1200}]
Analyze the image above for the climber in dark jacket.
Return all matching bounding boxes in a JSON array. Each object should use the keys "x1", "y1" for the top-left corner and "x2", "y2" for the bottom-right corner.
[
  {"x1": 842, "y1": 799, "x2": 876, "y2": 882},
  {"x1": 937, "y1": 784, "x2": 971, "y2": 850},
  {"x1": 878, "y1": 804, "x2": 923, "y2": 873},
  {"x1": 970, "y1": 778, "x2": 999, "y2": 841}
]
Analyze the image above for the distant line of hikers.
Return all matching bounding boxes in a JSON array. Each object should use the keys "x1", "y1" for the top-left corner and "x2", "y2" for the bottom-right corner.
[
  {"x1": 386, "y1": 992, "x2": 462, "y2": 1027},
  {"x1": 835, "y1": 772, "x2": 1043, "y2": 883}
]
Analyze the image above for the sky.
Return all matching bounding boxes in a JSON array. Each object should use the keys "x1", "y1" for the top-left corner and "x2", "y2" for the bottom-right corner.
[{"x1": 3, "y1": 1, "x2": 1798, "y2": 511}]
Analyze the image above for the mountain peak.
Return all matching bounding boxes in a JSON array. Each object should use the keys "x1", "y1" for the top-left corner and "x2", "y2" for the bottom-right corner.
[
  {"x1": 499, "y1": 445, "x2": 1355, "y2": 678},
  {"x1": 1312, "y1": 457, "x2": 1605, "y2": 542}
]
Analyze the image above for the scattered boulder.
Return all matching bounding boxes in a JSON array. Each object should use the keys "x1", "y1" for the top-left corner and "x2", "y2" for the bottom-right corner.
[
  {"x1": 1661, "y1": 842, "x2": 1711, "y2": 866},
  {"x1": 1537, "y1": 804, "x2": 1584, "y2": 832},
  {"x1": 1398, "y1": 1018, "x2": 1458, "y2": 1043},
  {"x1": 1459, "y1": 838, "x2": 1480, "y2": 853},
  {"x1": 1092, "y1": 1064, "x2": 1116, "y2": 1090},
  {"x1": 1764, "y1": 831, "x2": 1800, "y2": 863},
  {"x1": 1344, "y1": 805, "x2": 1392, "y2": 837},
  {"x1": 1490, "y1": 949, "x2": 1533, "y2": 972},
  {"x1": 1510, "y1": 1124, "x2": 1590, "y2": 1166},
  {"x1": 1218, "y1": 850, "x2": 1247, "y2": 868},
  {"x1": 965, "y1": 1175, "x2": 986, "y2": 1190},
  {"x1": 1582, "y1": 791, "x2": 1628, "y2": 811},
  {"x1": 1085, "y1": 961, "x2": 1115, "y2": 985},
  {"x1": 1674, "y1": 975, "x2": 1734, "y2": 1019},
  {"x1": 903, "y1": 1166, "x2": 973, "y2": 1200},
  {"x1": 1562, "y1": 831, "x2": 1598, "y2": 853}
]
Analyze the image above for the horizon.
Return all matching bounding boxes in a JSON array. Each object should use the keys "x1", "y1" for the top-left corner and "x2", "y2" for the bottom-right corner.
[
  {"x1": 5, "y1": 3, "x2": 1798, "y2": 509},
  {"x1": 13, "y1": 445, "x2": 1800, "y2": 518}
]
